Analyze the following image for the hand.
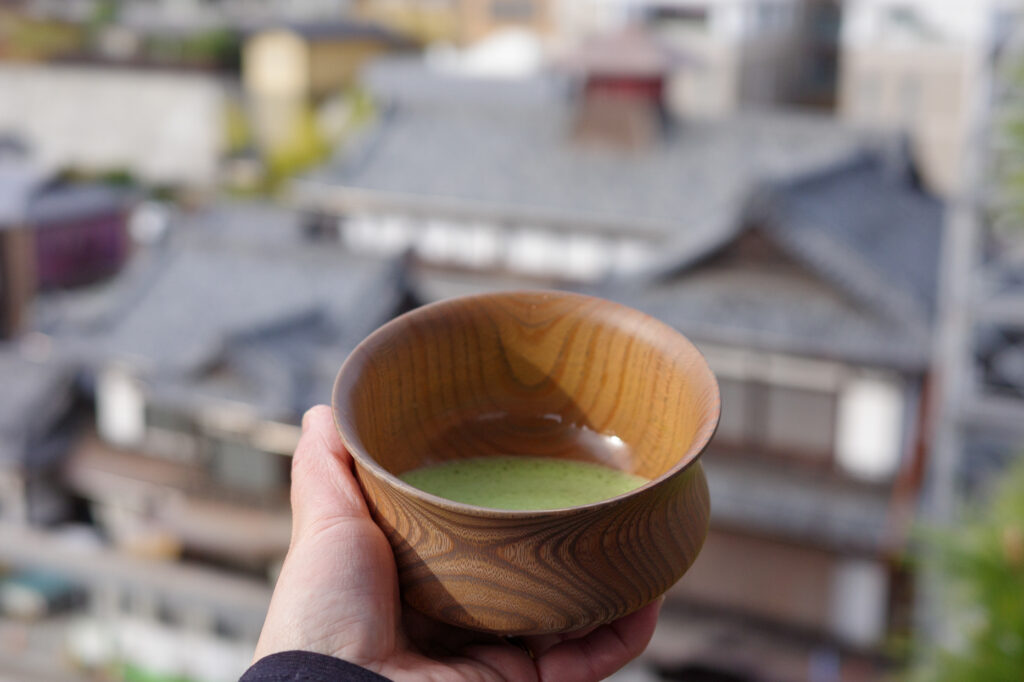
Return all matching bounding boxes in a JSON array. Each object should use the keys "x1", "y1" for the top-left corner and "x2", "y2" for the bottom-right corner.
[{"x1": 253, "y1": 405, "x2": 662, "y2": 682}]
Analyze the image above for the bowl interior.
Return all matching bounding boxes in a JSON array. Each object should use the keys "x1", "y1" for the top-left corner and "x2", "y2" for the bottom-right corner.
[{"x1": 334, "y1": 291, "x2": 719, "y2": 483}]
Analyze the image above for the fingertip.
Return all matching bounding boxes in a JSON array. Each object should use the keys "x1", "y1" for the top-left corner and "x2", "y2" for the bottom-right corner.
[{"x1": 302, "y1": 404, "x2": 333, "y2": 434}]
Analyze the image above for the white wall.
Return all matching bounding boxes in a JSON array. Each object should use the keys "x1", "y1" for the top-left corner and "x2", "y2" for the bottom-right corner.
[
  {"x1": 837, "y1": 0, "x2": 1017, "y2": 195},
  {"x1": 841, "y1": 0, "x2": 1016, "y2": 48},
  {"x1": 341, "y1": 211, "x2": 655, "y2": 281},
  {"x1": 0, "y1": 64, "x2": 226, "y2": 186}
]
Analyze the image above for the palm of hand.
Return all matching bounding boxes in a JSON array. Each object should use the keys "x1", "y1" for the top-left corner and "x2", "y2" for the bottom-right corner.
[{"x1": 254, "y1": 407, "x2": 660, "y2": 682}]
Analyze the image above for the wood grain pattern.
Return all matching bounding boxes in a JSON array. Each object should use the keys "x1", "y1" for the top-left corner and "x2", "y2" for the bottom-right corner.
[{"x1": 333, "y1": 290, "x2": 719, "y2": 635}]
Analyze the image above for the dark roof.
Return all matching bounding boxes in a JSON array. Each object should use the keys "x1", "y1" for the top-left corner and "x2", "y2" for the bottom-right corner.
[
  {"x1": 250, "y1": 20, "x2": 414, "y2": 45},
  {"x1": 299, "y1": 107, "x2": 865, "y2": 243},
  {"x1": 357, "y1": 57, "x2": 568, "y2": 110},
  {"x1": 50, "y1": 202, "x2": 407, "y2": 420},
  {"x1": 0, "y1": 348, "x2": 74, "y2": 469},
  {"x1": 607, "y1": 251, "x2": 933, "y2": 371},
  {"x1": 609, "y1": 155, "x2": 942, "y2": 370},
  {"x1": 297, "y1": 60, "x2": 942, "y2": 368},
  {"x1": 297, "y1": 62, "x2": 865, "y2": 250},
  {"x1": 766, "y1": 154, "x2": 944, "y2": 321}
]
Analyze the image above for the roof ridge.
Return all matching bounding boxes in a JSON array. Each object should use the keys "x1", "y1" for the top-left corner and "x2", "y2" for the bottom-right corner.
[{"x1": 757, "y1": 159, "x2": 937, "y2": 330}]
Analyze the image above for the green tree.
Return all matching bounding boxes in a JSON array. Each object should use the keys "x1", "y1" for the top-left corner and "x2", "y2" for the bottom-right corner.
[
  {"x1": 910, "y1": 456, "x2": 1024, "y2": 681},
  {"x1": 265, "y1": 103, "x2": 331, "y2": 192}
]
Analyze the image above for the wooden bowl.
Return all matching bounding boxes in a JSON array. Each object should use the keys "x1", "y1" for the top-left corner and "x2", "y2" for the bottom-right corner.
[{"x1": 332, "y1": 290, "x2": 719, "y2": 635}]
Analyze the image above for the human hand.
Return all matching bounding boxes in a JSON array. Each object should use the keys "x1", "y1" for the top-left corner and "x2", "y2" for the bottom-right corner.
[{"x1": 253, "y1": 405, "x2": 662, "y2": 682}]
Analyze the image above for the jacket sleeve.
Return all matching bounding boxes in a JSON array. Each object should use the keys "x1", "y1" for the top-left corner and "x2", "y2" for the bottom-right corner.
[{"x1": 240, "y1": 650, "x2": 392, "y2": 682}]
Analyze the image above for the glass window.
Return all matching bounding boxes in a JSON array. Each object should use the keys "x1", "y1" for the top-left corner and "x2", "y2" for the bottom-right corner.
[
  {"x1": 836, "y1": 375, "x2": 904, "y2": 481},
  {"x1": 96, "y1": 367, "x2": 144, "y2": 447},
  {"x1": 764, "y1": 384, "x2": 836, "y2": 457},
  {"x1": 830, "y1": 559, "x2": 889, "y2": 646},
  {"x1": 209, "y1": 439, "x2": 283, "y2": 493},
  {"x1": 714, "y1": 377, "x2": 754, "y2": 444},
  {"x1": 714, "y1": 377, "x2": 837, "y2": 460}
]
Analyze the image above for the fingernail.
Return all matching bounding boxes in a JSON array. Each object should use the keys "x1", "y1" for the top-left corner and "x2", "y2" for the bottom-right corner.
[{"x1": 301, "y1": 409, "x2": 313, "y2": 432}]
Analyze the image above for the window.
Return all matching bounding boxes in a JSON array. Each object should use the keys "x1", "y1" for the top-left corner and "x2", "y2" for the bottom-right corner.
[
  {"x1": 416, "y1": 220, "x2": 458, "y2": 262},
  {"x1": 209, "y1": 438, "x2": 285, "y2": 494},
  {"x1": 764, "y1": 384, "x2": 836, "y2": 455},
  {"x1": 565, "y1": 234, "x2": 610, "y2": 281},
  {"x1": 830, "y1": 558, "x2": 889, "y2": 646},
  {"x1": 97, "y1": 366, "x2": 145, "y2": 447},
  {"x1": 715, "y1": 376, "x2": 756, "y2": 444},
  {"x1": 507, "y1": 228, "x2": 559, "y2": 275},
  {"x1": 715, "y1": 378, "x2": 836, "y2": 460},
  {"x1": 144, "y1": 405, "x2": 200, "y2": 462},
  {"x1": 881, "y1": 4, "x2": 935, "y2": 41},
  {"x1": 836, "y1": 374, "x2": 904, "y2": 481},
  {"x1": 450, "y1": 223, "x2": 500, "y2": 269}
]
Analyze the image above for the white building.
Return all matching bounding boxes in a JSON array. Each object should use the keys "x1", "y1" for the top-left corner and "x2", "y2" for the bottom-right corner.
[
  {"x1": 838, "y1": 0, "x2": 1021, "y2": 196},
  {"x1": 0, "y1": 64, "x2": 227, "y2": 187},
  {"x1": 556, "y1": 0, "x2": 816, "y2": 117}
]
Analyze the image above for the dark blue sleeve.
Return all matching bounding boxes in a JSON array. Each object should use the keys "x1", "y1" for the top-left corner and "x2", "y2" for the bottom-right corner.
[{"x1": 240, "y1": 651, "x2": 392, "y2": 681}]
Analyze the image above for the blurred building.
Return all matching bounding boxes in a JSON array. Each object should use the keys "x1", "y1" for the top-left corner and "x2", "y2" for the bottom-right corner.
[
  {"x1": 0, "y1": 63, "x2": 228, "y2": 187},
  {"x1": 26, "y1": 0, "x2": 353, "y2": 27},
  {"x1": 614, "y1": 150, "x2": 940, "y2": 678},
  {"x1": 555, "y1": 0, "x2": 841, "y2": 117},
  {"x1": 295, "y1": 56, "x2": 868, "y2": 284},
  {"x1": 242, "y1": 19, "x2": 415, "y2": 150},
  {"x1": 294, "y1": 55, "x2": 944, "y2": 679},
  {"x1": 838, "y1": 0, "x2": 1022, "y2": 196},
  {"x1": 243, "y1": 20, "x2": 414, "y2": 101},
  {"x1": 0, "y1": 156, "x2": 133, "y2": 337},
  {"x1": 0, "y1": 351, "x2": 75, "y2": 526},
  {"x1": 355, "y1": 0, "x2": 556, "y2": 45},
  {"x1": 44, "y1": 202, "x2": 407, "y2": 569},
  {"x1": 0, "y1": 201, "x2": 410, "y2": 680}
]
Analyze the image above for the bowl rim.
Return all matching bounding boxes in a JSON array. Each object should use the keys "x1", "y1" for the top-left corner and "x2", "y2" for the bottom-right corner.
[{"x1": 332, "y1": 289, "x2": 720, "y2": 519}]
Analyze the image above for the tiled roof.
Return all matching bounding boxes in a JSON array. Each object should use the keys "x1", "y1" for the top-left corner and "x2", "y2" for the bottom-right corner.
[
  {"x1": 299, "y1": 60, "x2": 942, "y2": 368},
  {"x1": 0, "y1": 348, "x2": 73, "y2": 468},
  {"x1": 612, "y1": 155, "x2": 943, "y2": 369},
  {"x1": 50, "y1": 203, "x2": 406, "y2": 420},
  {"x1": 766, "y1": 154, "x2": 944, "y2": 322},
  {"x1": 300, "y1": 67, "x2": 864, "y2": 249},
  {"x1": 608, "y1": 258, "x2": 933, "y2": 371}
]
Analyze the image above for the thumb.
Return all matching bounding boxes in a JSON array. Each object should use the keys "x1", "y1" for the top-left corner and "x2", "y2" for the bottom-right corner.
[{"x1": 290, "y1": 405, "x2": 370, "y2": 540}]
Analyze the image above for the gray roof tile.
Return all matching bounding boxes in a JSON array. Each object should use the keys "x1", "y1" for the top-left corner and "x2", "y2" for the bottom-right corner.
[
  {"x1": 302, "y1": 94, "x2": 865, "y2": 244},
  {"x1": 0, "y1": 348, "x2": 74, "y2": 468},
  {"x1": 52, "y1": 203, "x2": 407, "y2": 419}
]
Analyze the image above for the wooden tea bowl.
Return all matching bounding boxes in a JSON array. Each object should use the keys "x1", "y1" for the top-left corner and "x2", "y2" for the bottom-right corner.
[{"x1": 332, "y1": 290, "x2": 719, "y2": 635}]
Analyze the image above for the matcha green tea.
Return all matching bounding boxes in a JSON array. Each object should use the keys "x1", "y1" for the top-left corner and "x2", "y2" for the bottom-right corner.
[{"x1": 399, "y1": 456, "x2": 649, "y2": 510}]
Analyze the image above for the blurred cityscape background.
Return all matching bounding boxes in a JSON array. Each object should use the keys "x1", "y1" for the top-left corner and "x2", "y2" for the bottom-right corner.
[{"x1": 0, "y1": 0, "x2": 1022, "y2": 680}]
